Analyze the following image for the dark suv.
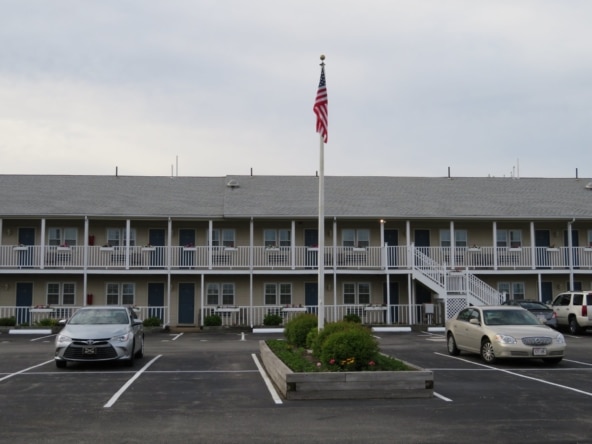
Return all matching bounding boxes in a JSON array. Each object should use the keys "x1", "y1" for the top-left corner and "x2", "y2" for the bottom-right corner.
[{"x1": 551, "y1": 291, "x2": 592, "y2": 334}]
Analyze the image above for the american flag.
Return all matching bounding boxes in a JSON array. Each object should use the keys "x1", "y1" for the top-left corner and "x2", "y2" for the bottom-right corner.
[{"x1": 313, "y1": 64, "x2": 328, "y2": 143}]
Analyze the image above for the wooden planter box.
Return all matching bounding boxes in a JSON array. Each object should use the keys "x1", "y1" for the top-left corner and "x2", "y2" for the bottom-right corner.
[{"x1": 259, "y1": 341, "x2": 433, "y2": 400}]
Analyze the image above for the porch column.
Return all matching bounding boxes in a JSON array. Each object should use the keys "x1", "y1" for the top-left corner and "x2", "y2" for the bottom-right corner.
[
  {"x1": 40, "y1": 218, "x2": 46, "y2": 269},
  {"x1": 167, "y1": 218, "x2": 172, "y2": 270},
  {"x1": 567, "y1": 220, "x2": 574, "y2": 291},
  {"x1": 492, "y1": 221, "x2": 498, "y2": 270},
  {"x1": 530, "y1": 221, "x2": 536, "y2": 270},
  {"x1": 200, "y1": 274, "x2": 205, "y2": 328},
  {"x1": 291, "y1": 220, "x2": 296, "y2": 270},
  {"x1": 452, "y1": 220, "x2": 456, "y2": 268},
  {"x1": 249, "y1": 218, "x2": 254, "y2": 327},
  {"x1": 0, "y1": 218, "x2": 3, "y2": 244},
  {"x1": 208, "y1": 219, "x2": 213, "y2": 269},
  {"x1": 380, "y1": 219, "x2": 385, "y2": 269},
  {"x1": 125, "y1": 219, "x2": 131, "y2": 269}
]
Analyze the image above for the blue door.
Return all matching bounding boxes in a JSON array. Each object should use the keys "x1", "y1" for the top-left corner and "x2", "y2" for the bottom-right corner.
[
  {"x1": 149, "y1": 229, "x2": 166, "y2": 267},
  {"x1": 18, "y1": 228, "x2": 35, "y2": 268},
  {"x1": 385, "y1": 229, "x2": 398, "y2": 268},
  {"x1": 304, "y1": 229, "x2": 318, "y2": 268},
  {"x1": 148, "y1": 283, "x2": 165, "y2": 322},
  {"x1": 178, "y1": 283, "x2": 195, "y2": 324},
  {"x1": 305, "y1": 282, "x2": 318, "y2": 315},
  {"x1": 179, "y1": 229, "x2": 195, "y2": 268},
  {"x1": 16, "y1": 282, "x2": 33, "y2": 325}
]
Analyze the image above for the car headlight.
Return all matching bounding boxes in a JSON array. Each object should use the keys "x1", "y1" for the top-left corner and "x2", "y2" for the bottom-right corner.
[
  {"x1": 554, "y1": 333, "x2": 565, "y2": 344},
  {"x1": 494, "y1": 334, "x2": 517, "y2": 344},
  {"x1": 111, "y1": 333, "x2": 131, "y2": 342},
  {"x1": 56, "y1": 334, "x2": 72, "y2": 345}
]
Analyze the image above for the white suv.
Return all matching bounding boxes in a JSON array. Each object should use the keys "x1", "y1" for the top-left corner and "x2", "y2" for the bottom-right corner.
[{"x1": 551, "y1": 291, "x2": 592, "y2": 334}]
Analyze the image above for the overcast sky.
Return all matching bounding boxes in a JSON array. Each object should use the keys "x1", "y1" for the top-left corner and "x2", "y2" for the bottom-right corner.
[{"x1": 1, "y1": 1, "x2": 591, "y2": 178}]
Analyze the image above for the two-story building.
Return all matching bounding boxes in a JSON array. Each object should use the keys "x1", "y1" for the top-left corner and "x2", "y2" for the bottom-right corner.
[{"x1": 1, "y1": 174, "x2": 591, "y2": 328}]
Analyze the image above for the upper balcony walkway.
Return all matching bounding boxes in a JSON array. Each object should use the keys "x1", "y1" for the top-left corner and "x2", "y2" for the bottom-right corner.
[{"x1": 0, "y1": 245, "x2": 590, "y2": 272}]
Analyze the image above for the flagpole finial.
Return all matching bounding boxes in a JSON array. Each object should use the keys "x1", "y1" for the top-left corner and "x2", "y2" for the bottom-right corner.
[{"x1": 320, "y1": 54, "x2": 325, "y2": 61}]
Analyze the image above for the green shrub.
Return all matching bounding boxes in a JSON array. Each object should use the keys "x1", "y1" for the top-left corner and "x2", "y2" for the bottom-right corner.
[
  {"x1": 143, "y1": 317, "x2": 162, "y2": 327},
  {"x1": 320, "y1": 328, "x2": 379, "y2": 371},
  {"x1": 343, "y1": 313, "x2": 361, "y2": 323},
  {"x1": 0, "y1": 316, "x2": 16, "y2": 326},
  {"x1": 36, "y1": 318, "x2": 58, "y2": 327},
  {"x1": 284, "y1": 313, "x2": 318, "y2": 348},
  {"x1": 306, "y1": 327, "x2": 318, "y2": 349},
  {"x1": 263, "y1": 313, "x2": 283, "y2": 326},
  {"x1": 311, "y1": 320, "x2": 368, "y2": 357},
  {"x1": 204, "y1": 314, "x2": 222, "y2": 326}
]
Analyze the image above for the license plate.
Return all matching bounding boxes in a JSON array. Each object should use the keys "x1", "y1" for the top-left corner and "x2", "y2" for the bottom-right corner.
[
  {"x1": 533, "y1": 348, "x2": 547, "y2": 356},
  {"x1": 83, "y1": 347, "x2": 96, "y2": 355}
]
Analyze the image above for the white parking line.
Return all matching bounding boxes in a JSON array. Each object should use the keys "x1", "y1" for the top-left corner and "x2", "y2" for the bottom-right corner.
[
  {"x1": 434, "y1": 352, "x2": 592, "y2": 398},
  {"x1": 251, "y1": 353, "x2": 283, "y2": 405},
  {"x1": 434, "y1": 391, "x2": 453, "y2": 402},
  {"x1": 171, "y1": 333, "x2": 184, "y2": 341},
  {"x1": 30, "y1": 334, "x2": 56, "y2": 342},
  {"x1": 0, "y1": 359, "x2": 54, "y2": 382},
  {"x1": 103, "y1": 355, "x2": 162, "y2": 408},
  {"x1": 564, "y1": 358, "x2": 592, "y2": 367}
]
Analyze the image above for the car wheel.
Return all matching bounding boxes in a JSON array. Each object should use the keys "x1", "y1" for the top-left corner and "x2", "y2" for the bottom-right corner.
[
  {"x1": 134, "y1": 335, "x2": 144, "y2": 359},
  {"x1": 568, "y1": 317, "x2": 582, "y2": 335},
  {"x1": 124, "y1": 341, "x2": 136, "y2": 367},
  {"x1": 55, "y1": 360, "x2": 67, "y2": 369},
  {"x1": 447, "y1": 333, "x2": 460, "y2": 356},
  {"x1": 542, "y1": 357, "x2": 562, "y2": 365},
  {"x1": 480, "y1": 339, "x2": 496, "y2": 364}
]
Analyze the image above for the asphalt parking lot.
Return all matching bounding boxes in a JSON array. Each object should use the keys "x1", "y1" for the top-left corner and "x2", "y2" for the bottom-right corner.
[{"x1": 1, "y1": 328, "x2": 592, "y2": 444}]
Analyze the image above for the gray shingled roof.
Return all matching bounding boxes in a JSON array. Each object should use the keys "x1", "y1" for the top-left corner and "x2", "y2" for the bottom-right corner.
[{"x1": 1, "y1": 174, "x2": 591, "y2": 220}]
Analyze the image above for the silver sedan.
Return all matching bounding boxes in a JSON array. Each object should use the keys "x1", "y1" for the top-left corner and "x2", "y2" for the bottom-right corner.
[
  {"x1": 445, "y1": 306, "x2": 566, "y2": 365},
  {"x1": 55, "y1": 306, "x2": 144, "y2": 368}
]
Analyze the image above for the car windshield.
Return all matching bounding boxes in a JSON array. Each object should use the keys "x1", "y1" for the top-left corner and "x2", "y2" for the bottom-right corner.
[
  {"x1": 517, "y1": 301, "x2": 548, "y2": 310},
  {"x1": 69, "y1": 309, "x2": 129, "y2": 325},
  {"x1": 483, "y1": 309, "x2": 540, "y2": 326}
]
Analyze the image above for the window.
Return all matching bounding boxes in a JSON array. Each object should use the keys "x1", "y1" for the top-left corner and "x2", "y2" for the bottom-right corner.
[
  {"x1": 206, "y1": 283, "x2": 235, "y2": 306},
  {"x1": 342, "y1": 229, "x2": 370, "y2": 248},
  {"x1": 498, "y1": 282, "x2": 525, "y2": 300},
  {"x1": 107, "y1": 228, "x2": 136, "y2": 247},
  {"x1": 263, "y1": 229, "x2": 291, "y2": 247},
  {"x1": 106, "y1": 283, "x2": 135, "y2": 305},
  {"x1": 588, "y1": 230, "x2": 592, "y2": 247},
  {"x1": 47, "y1": 282, "x2": 76, "y2": 305},
  {"x1": 439, "y1": 229, "x2": 467, "y2": 247},
  {"x1": 264, "y1": 283, "x2": 292, "y2": 305},
  {"x1": 48, "y1": 228, "x2": 77, "y2": 246},
  {"x1": 343, "y1": 282, "x2": 370, "y2": 304},
  {"x1": 496, "y1": 230, "x2": 508, "y2": 247},
  {"x1": 209, "y1": 229, "x2": 235, "y2": 248},
  {"x1": 497, "y1": 229, "x2": 522, "y2": 248}
]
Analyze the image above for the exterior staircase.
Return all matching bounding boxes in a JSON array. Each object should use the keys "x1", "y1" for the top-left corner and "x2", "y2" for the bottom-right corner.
[{"x1": 411, "y1": 248, "x2": 505, "y2": 319}]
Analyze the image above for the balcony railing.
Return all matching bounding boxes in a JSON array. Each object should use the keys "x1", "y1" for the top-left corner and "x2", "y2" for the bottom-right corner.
[
  {"x1": 0, "y1": 244, "x2": 589, "y2": 271},
  {"x1": 1, "y1": 304, "x2": 439, "y2": 327}
]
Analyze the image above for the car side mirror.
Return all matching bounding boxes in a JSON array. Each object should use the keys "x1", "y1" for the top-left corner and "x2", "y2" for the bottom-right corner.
[
  {"x1": 58, "y1": 319, "x2": 66, "y2": 326},
  {"x1": 133, "y1": 319, "x2": 143, "y2": 326},
  {"x1": 469, "y1": 318, "x2": 480, "y2": 326}
]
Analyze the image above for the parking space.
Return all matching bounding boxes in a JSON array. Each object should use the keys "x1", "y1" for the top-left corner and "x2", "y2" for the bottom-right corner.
[{"x1": 1, "y1": 329, "x2": 592, "y2": 443}]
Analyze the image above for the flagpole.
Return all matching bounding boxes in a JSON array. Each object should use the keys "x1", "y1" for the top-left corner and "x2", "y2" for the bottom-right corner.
[
  {"x1": 318, "y1": 130, "x2": 325, "y2": 331},
  {"x1": 317, "y1": 55, "x2": 326, "y2": 331},
  {"x1": 313, "y1": 54, "x2": 328, "y2": 331}
]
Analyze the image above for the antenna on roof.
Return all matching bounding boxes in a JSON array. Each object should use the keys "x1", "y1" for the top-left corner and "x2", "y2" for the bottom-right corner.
[{"x1": 116, "y1": 166, "x2": 118, "y2": 177}]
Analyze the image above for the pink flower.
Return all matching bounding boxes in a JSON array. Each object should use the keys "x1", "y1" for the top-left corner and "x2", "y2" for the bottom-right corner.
[
  {"x1": 316, "y1": 362, "x2": 322, "y2": 367},
  {"x1": 329, "y1": 359, "x2": 336, "y2": 365},
  {"x1": 368, "y1": 361, "x2": 375, "y2": 366}
]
